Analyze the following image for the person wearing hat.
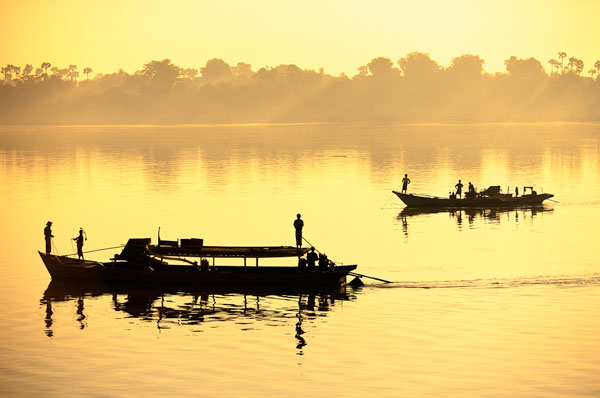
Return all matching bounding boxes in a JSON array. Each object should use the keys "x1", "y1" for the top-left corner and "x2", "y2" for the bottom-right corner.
[
  {"x1": 44, "y1": 221, "x2": 54, "y2": 254},
  {"x1": 293, "y1": 213, "x2": 304, "y2": 249},
  {"x1": 73, "y1": 228, "x2": 86, "y2": 260}
]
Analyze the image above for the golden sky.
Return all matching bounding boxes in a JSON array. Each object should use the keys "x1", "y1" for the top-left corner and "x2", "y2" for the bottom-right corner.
[{"x1": 1, "y1": 0, "x2": 599, "y2": 76}]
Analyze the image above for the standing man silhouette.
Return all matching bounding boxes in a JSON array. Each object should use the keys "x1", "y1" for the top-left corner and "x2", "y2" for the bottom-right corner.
[
  {"x1": 73, "y1": 228, "x2": 86, "y2": 260},
  {"x1": 401, "y1": 174, "x2": 411, "y2": 194},
  {"x1": 294, "y1": 214, "x2": 304, "y2": 249},
  {"x1": 44, "y1": 221, "x2": 54, "y2": 254},
  {"x1": 455, "y1": 180, "x2": 464, "y2": 198}
]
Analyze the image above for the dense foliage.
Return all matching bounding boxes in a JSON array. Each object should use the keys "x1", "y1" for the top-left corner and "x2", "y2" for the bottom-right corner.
[{"x1": 1, "y1": 53, "x2": 599, "y2": 124}]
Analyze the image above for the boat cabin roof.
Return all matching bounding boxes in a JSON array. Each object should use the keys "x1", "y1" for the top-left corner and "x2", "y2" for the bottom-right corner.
[
  {"x1": 121, "y1": 238, "x2": 309, "y2": 258},
  {"x1": 149, "y1": 245, "x2": 310, "y2": 258}
]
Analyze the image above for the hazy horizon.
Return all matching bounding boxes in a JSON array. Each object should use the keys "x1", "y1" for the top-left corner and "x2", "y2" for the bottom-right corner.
[
  {"x1": 1, "y1": 52, "x2": 599, "y2": 125},
  {"x1": 2, "y1": 1, "x2": 599, "y2": 77}
]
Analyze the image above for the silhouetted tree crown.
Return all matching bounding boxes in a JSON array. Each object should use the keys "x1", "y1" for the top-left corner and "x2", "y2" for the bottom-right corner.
[{"x1": 1, "y1": 52, "x2": 599, "y2": 124}]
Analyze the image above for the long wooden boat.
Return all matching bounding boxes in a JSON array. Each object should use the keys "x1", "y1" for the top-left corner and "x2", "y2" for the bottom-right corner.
[
  {"x1": 39, "y1": 237, "x2": 357, "y2": 288},
  {"x1": 393, "y1": 186, "x2": 554, "y2": 208}
]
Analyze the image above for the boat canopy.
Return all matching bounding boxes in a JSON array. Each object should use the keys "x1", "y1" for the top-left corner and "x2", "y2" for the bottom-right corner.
[
  {"x1": 118, "y1": 238, "x2": 309, "y2": 259},
  {"x1": 149, "y1": 245, "x2": 310, "y2": 258}
]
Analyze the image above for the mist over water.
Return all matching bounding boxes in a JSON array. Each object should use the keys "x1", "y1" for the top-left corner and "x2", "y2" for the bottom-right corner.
[
  {"x1": 1, "y1": 123, "x2": 599, "y2": 397},
  {"x1": 2, "y1": 54, "x2": 600, "y2": 124}
]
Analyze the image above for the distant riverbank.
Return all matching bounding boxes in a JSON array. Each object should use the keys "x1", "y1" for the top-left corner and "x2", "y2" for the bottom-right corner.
[{"x1": 2, "y1": 55, "x2": 599, "y2": 125}]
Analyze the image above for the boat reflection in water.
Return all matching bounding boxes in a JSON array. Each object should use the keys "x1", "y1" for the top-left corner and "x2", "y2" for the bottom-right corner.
[
  {"x1": 40, "y1": 280, "x2": 359, "y2": 352},
  {"x1": 397, "y1": 205, "x2": 553, "y2": 235}
]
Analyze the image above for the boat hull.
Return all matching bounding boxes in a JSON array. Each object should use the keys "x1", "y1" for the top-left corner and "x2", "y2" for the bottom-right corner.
[
  {"x1": 39, "y1": 252, "x2": 356, "y2": 288},
  {"x1": 393, "y1": 191, "x2": 554, "y2": 208}
]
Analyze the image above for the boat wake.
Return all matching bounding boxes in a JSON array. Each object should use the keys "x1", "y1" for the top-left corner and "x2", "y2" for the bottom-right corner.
[{"x1": 366, "y1": 274, "x2": 600, "y2": 290}]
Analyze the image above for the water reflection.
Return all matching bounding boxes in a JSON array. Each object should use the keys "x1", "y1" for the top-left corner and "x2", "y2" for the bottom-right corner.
[
  {"x1": 40, "y1": 280, "x2": 358, "y2": 353},
  {"x1": 397, "y1": 205, "x2": 553, "y2": 234},
  {"x1": 2, "y1": 124, "x2": 598, "y2": 197}
]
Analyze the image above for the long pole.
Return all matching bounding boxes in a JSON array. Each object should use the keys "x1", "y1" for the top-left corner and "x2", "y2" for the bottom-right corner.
[
  {"x1": 349, "y1": 271, "x2": 392, "y2": 284},
  {"x1": 302, "y1": 236, "x2": 392, "y2": 284},
  {"x1": 64, "y1": 245, "x2": 124, "y2": 257},
  {"x1": 302, "y1": 236, "x2": 320, "y2": 253}
]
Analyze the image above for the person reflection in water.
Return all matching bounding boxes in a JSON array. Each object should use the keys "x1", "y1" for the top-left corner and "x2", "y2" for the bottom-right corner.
[
  {"x1": 44, "y1": 221, "x2": 54, "y2": 254},
  {"x1": 455, "y1": 180, "x2": 464, "y2": 198},
  {"x1": 44, "y1": 299, "x2": 54, "y2": 338},
  {"x1": 73, "y1": 228, "x2": 85, "y2": 260},
  {"x1": 401, "y1": 213, "x2": 408, "y2": 237},
  {"x1": 294, "y1": 213, "x2": 304, "y2": 249},
  {"x1": 401, "y1": 174, "x2": 411, "y2": 194},
  {"x1": 77, "y1": 297, "x2": 87, "y2": 330},
  {"x1": 295, "y1": 313, "x2": 306, "y2": 350}
]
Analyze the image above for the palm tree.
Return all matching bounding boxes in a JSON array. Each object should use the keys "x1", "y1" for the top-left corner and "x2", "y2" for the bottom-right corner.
[
  {"x1": 567, "y1": 57, "x2": 577, "y2": 73},
  {"x1": 547, "y1": 59, "x2": 559, "y2": 74},
  {"x1": 595, "y1": 60, "x2": 600, "y2": 77},
  {"x1": 589, "y1": 69, "x2": 597, "y2": 79},
  {"x1": 83, "y1": 67, "x2": 93, "y2": 80},
  {"x1": 558, "y1": 52, "x2": 566, "y2": 73},
  {"x1": 574, "y1": 59, "x2": 584, "y2": 75},
  {"x1": 566, "y1": 57, "x2": 584, "y2": 75},
  {"x1": 67, "y1": 65, "x2": 78, "y2": 81}
]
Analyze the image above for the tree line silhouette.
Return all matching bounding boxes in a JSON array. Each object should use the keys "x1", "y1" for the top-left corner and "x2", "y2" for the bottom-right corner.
[{"x1": 1, "y1": 52, "x2": 599, "y2": 124}]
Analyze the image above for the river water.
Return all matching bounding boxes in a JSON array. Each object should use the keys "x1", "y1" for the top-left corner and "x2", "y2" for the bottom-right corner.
[{"x1": 1, "y1": 123, "x2": 599, "y2": 397}]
